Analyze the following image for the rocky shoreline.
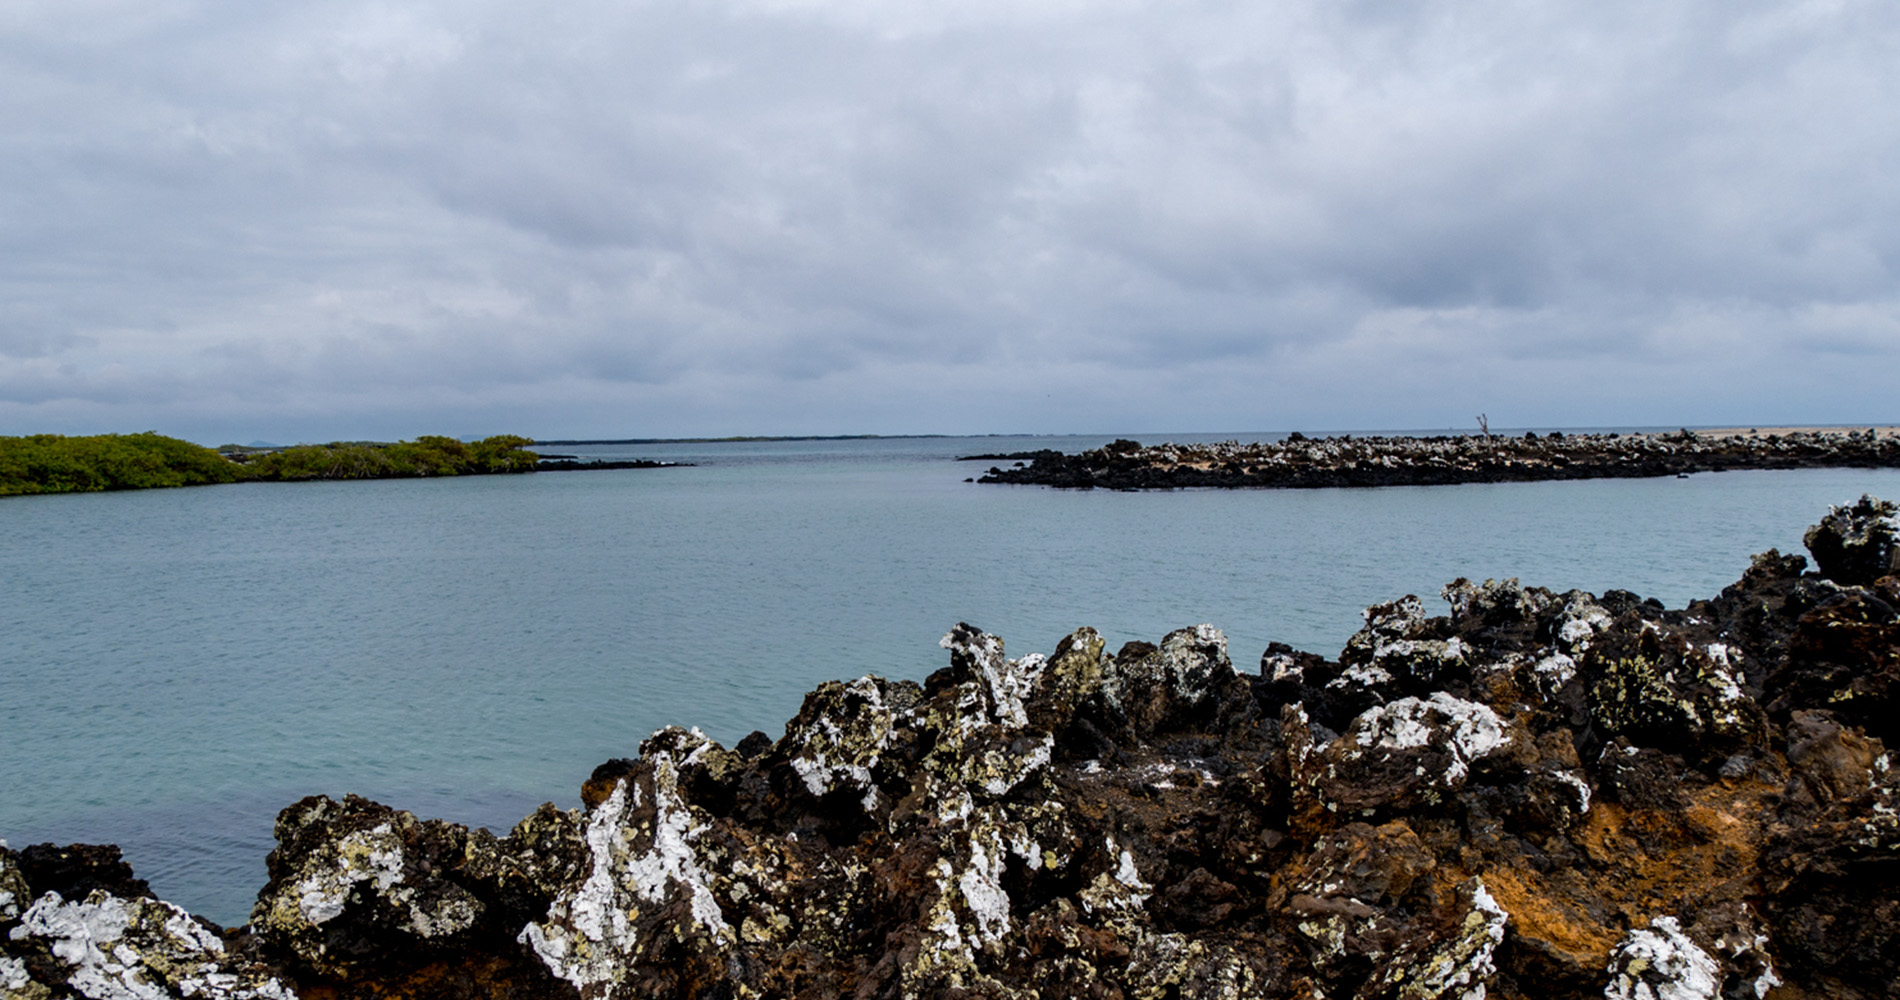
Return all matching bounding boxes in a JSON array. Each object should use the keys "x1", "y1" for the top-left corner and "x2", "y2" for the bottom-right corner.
[
  {"x1": 6, "y1": 497, "x2": 1900, "y2": 1000},
  {"x1": 973, "y1": 429, "x2": 1900, "y2": 489},
  {"x1": 533, "y1": 458, "x2": 693, "y2": 472}
]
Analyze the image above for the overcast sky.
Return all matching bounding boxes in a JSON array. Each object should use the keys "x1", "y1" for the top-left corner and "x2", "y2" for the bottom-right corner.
[{"x1": 2, "y1": 0, "x2": 1896, "y2": 443}]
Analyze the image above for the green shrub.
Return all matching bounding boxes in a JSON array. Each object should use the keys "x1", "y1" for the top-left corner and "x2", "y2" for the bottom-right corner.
[
  {"x1": 0, "y1": 433, "x2": 250, "y2": 496},
  {"x1": 241, "y1": 435, "x2": 539, "y2": 481},
  {"x1": 1, "y1": 433, "x2": 541, "y2": 496}
]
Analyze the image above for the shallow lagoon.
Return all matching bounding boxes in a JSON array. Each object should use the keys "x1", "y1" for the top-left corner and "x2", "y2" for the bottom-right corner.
[{"x1": 5, "y1": 432, "x2": 1897, "y2": 924}]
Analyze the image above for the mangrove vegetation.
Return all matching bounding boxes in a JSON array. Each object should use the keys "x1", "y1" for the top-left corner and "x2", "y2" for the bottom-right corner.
[{"x1": 1, "y1": 433, "x2": 540, "y2": 497}]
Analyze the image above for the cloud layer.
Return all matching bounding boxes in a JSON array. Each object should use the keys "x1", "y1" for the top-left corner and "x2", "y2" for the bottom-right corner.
[{"x1": 3, "y1": 0, "x2": 1896, "y2": 440}]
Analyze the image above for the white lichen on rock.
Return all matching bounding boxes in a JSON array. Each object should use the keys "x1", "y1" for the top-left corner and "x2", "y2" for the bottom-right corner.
[
  {"x1": 522, "y1": 741, "x2": 734, "y2": 994},
  {"x1": 1344, "y1": 596, "x2": 1470, "y2": 686},
  {"x1": 1330, "y1": 663, "x2": 1396, "y2": 689},
  {"x1": 1554, "y1": 769, "x2": 1593, "y2": 815},
  {"x1": 956, "y1": 834, "x2": 1011, "y2": 945},
  {"x1": 1532, "y1": 653, "x2": 1579, "y2": 697},
  {"x1": 1, "y1": 954, "x2": 30, "y2": 993},
  {"x1": 1348, "y1": 693, "x2": 1511, "y2": 784},
  {"x1": 620, "y1": 759, "x2": 730, "y2": 937},
  {"x1": 1264, "y1": 649, "x2": 1306, "y2": 683},
  {"x1": 294, "y1": 823, "x2": 403, "y2": 926},
  {"x1": 1102, "y1": 624, "x2": 1234, "y2": 720},
  {"x1": 1861, "y1": 777, "x2": 1900, "y2": 848},
  {"x1": 1604, "y1": 916, "x2": 1721, "y2": 1000},
  {"x1": 907, "y1": 813, "x2": 1025, "y2": 993},
  {"x1": 1590, "y1": 623, "x2": 1770, "y2": 748},
  {"x1": 941, "y1": 626, "x2": 1046, "y2": 732},
  {"x1": 980, "y1": 735, "x2": 1053, "y2": 797},
  {"x1": 10, "y1": 891, "x2": 295, "y2": 1000},
  {"x1": 1708, "y1": 914, "x2": 1781, "y2": 1000},
  {"x1": 782, "y1": 675, "x2": 911, "y2": 810},
  {"x1": 1079, "y1": 838, "x2": 1152, "y2": 915},
  {"x1": 1555, "y1": 594, "x2": 1614, "y2": 653},
  {"x1": 1365, "y1": 594, "x2": 1429, "y2": 635},
  {"x1": 1803, "y1": 494, "x2": 1900, "y2": 583},
  {"x1": 1700, "y1": 644, "x2": 1752, "y2": 727},
  {"x1": 28, "y1": 546, "x2": 1900, "y2": 1000},
  {"x1": 263, "y1": 816, "x2": 479, "y2": 945},
  {"x1": 1443, "y1": 578, "x2": 1533, "y2": 621},
  {"x1": 0, "y1": 845, "x2": 24, "y2": 923},
  {"x1": 1382, "y1": 878, "x2": 1509, "y2": 1000},
  {"x1": 519, "y1": 782, "x2": 634, "y2": 989}
]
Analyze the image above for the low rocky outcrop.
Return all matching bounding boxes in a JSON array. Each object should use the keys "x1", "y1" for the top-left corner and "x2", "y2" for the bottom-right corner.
[
  {"x1": 1, "y1": 844, "x2": 294, "y2": 1000},
  {"x1": 534, "y1": 460, "x2": 692, "y2": 472},
  {"x1": 6, "y1": 496, "x2": 1899, "y2": 999},
  {"x1": 976, "y1": 430, "x2": 1900, "y2": 489}
]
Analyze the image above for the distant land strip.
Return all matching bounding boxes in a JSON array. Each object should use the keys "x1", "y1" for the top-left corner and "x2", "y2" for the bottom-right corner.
[
  {"x1": 0, "y1": 433, "x2": 678, "y2": 497},
  {"x1": 975, "y1": 426, "x2": 1900, "y2": 490},
  {"x1": 531, "y1": 434, "x2": 951, "y2": 445}
]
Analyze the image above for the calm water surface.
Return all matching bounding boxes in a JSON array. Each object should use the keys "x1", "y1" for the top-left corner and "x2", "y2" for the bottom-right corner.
[{"x1": 4, "y1": 433, "x2": 1897, "y2": 924}]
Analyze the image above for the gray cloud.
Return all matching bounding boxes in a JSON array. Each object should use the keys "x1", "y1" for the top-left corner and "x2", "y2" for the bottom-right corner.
[{"x1": 1, "y1": 0, "x2": 1895, "y2": 441}]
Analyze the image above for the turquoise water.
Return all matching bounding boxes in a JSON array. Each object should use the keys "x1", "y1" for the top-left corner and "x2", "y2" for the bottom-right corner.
[{"x1": 4, "y1": 433, "x2": 1897, "y2": 925}]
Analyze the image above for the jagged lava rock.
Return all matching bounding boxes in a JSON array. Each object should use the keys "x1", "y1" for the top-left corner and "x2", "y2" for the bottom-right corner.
[
  {"x1": 244, "y1": 793, "x2": 584, "y2": 997},
  {"x1": 1801, "y1": 494, "x2": 1899, "y2": 586},
  {"x1": 1, "y1": 840, "x2": 294, "y2": 1000},
  {"x1": 978, "y1": 431, "x2": 1900, "y2": 490},
  {"x1": 6, "y1": 496, "x2": 1900, "y2": 999}
]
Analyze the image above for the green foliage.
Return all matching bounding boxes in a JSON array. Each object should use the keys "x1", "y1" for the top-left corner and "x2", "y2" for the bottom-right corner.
[
  {"x1": 0, "y1": 432, "x2": 250, "y2": 496},
  {"x1": 237, "y1": 435, "x2": 540, "y2": 481},
  {"x1": 467, "y1": 435, "x2": 540, "y2": 473},
  {"x1": 1, "y1": 433, "x2": 540, "y2": 496}
]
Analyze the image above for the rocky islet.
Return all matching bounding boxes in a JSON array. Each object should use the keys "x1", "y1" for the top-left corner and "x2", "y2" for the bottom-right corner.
[
  {"x1": 4, "y1": 497, "x2": 1900, "y2": 999},
  {"x1": 972, "y1": 429, "x2": 1900, "y2": 489}
]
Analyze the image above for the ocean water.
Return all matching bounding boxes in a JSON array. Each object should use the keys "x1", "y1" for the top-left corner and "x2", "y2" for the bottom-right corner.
[{"x1": 3, "y1": 432, "x2": 1897, "y2": 926}]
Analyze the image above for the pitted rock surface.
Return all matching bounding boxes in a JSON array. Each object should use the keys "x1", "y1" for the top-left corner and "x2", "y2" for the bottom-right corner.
[{"x1": 6, "y1": 497, "x2": 1900, "y2": 999}]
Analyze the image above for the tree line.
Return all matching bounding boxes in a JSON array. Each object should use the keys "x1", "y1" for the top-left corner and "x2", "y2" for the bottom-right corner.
[{"x1": 0, "y1": 433, "x2": 540, "y2": 496}]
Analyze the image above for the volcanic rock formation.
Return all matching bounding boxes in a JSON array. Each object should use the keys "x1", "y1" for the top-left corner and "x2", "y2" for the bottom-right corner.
[
  {"x1": 975, "y1": 430, "x2": 1900, "y2": 489},
  {"x1": 4, "y1": 496, "x2": 1899, "y2": 1000}
]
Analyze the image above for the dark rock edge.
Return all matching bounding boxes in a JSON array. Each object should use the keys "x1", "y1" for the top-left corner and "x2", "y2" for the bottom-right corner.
[
  {"x1": 976, "y1": 430, "x2": 1900, "y2": 489},
  {"x1": 4, "y1": 496, "x2": 1899, "y2": 1000},
  {"x1": 534, "y1": 459, "x2": 693, "y2": 472}
]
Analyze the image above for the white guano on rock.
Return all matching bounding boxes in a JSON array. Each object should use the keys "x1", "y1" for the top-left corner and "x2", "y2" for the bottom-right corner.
[
  {"x1": 1604, "y1": 917, "x2": 1721, "y2": 1000},
  {"x1": 519, "y1": 782, "x2": 634, "y2": 990},
  {"x1": 1, "y1": 954, "x2": 29, "y2": 992},
  {"x1": 11, "y1": 892, "x2": 296, "y2": 1000},
  {"x1": 1394, "y1": 878, "x2": 1508, "y2": 1000},
  {"x1": 521, "y1": 746, "x2": 736, "y2": 993},
  {"x1": 1350, "y1": 693, "x2": 1511, "y2": 784},
  {"x1": 293, "y1": 823, "x2": 404, "y2": 927}
]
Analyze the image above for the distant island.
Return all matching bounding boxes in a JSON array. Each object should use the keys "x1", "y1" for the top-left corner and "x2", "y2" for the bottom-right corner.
[
  {"x1": 975, "y1": 426, "x2": 1900, "y2": 489},
  {"x1": 0, "y1": 433, "x2": 683, "y2": 497}
]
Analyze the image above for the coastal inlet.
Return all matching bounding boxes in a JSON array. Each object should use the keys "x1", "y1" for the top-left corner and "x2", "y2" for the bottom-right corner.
[{"x1": 4, "y1": 496, "x2": 1899, "y2": 999}]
